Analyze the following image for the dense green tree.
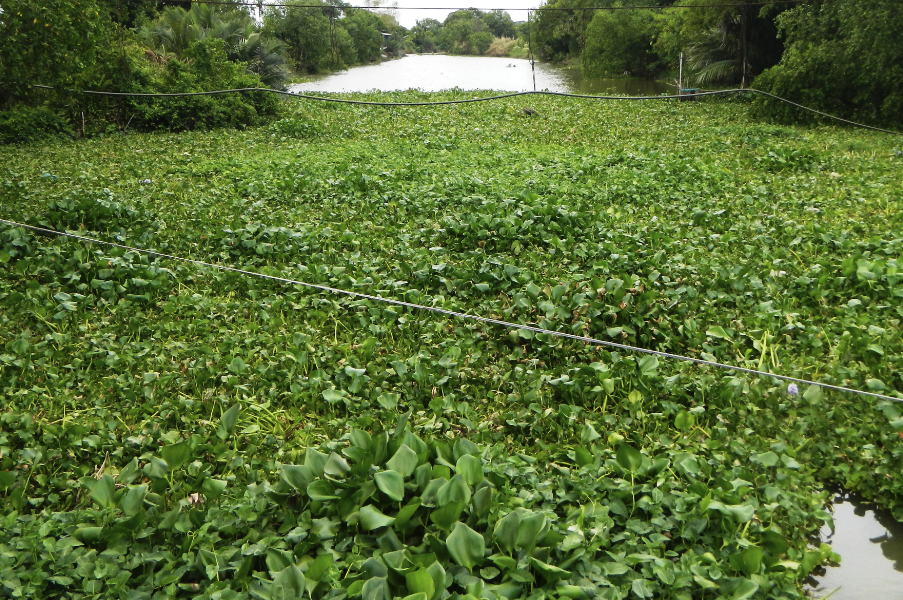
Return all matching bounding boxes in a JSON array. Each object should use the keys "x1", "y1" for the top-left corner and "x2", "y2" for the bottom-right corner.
[
  {"x1": 583, "y1": 7, "x2": 658, "y2": 77},
  {"x1": 753, "y1": 0, "x2": 903, "y2": 128},
  {"x1": 483, "y1": 10, "x2": 517, "y2": 39},
  {"x1": 140, "y1": 5, "x2": 289, "y2": 87},
  {"x1": 409, "y1": 19, "x2": 442, "y2": 53},
  {"x1": 0, "y1": 0, "x2": 111, "y2": 105},
  {"x1": 263, "y1": 5, "x2": 335, "y2": 72},
  {"x1": 341, "y1": 9, "x2": 386, "y2": 63}
]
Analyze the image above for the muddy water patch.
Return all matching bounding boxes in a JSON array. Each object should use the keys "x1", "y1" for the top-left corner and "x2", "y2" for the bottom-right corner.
[{"x1": 807, "y1": 492, "x2": 903, "y2": 599}]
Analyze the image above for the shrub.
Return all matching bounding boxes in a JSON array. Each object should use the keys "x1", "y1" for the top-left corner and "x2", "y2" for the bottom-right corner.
[
  {"x1": 751, "y1": 0, "x2": 903, "y2": 129},
  {"x1": 0, "y1": 106, "x2": 73, "y2": 144}
]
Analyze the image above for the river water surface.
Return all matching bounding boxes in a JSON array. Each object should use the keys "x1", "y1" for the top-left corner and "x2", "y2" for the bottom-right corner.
[
  {"x1": 808, "y1": 493, "x2": 903, "y2": 599},
  {"x1": 289, "y1": 54, "x2": 671, "y2": 95}
]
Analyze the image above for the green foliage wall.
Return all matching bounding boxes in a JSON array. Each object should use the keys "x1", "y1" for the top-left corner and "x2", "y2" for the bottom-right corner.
[
  {"x1": 0, "y1": 0, "x2": 110, "y2": 106},
  {"x1": 583, "y1": 8, "x2": 658, "y2": 77},
  {"x1": 752, "y1": 0, "x2": 903, "y2": 128}
]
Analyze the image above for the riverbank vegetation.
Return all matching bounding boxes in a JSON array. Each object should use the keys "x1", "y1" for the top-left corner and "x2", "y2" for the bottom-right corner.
[
  {"x1": 534, "y1": 0, "x2": 902, "y2": 129},
  {"x1": 2, "y1": 91, "x2": 902, "y2": 599},
  {"x1": 1, "y1": 0, "x2": 900, "y2": 141}
]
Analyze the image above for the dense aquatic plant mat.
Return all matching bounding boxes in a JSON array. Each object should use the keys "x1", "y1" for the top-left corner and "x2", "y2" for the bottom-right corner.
[{"x1": 0, "y1": 91, "x2": 902, "y2": 598}]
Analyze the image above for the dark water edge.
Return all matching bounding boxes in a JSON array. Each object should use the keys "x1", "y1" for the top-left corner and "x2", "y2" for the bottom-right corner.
[
  {"x1": 806, "y1": 491, "x2": 903, "y2": 599},
  {"x1": 551, "y1": 65, "x2": 673, "y2": 96}
]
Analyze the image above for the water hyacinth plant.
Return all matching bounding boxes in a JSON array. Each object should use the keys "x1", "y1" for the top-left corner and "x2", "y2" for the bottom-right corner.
[{"x1": 1, "y1": 91, "x2": 901, "y2": 599}]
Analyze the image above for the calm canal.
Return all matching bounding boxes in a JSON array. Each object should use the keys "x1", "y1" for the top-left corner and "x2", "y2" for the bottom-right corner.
[
  {"x1": 808, "y1": 493, "x2": 903, "y2": 599},
  {"x1": 288, "y1": 54, "x2": 672, "y2": 95}
]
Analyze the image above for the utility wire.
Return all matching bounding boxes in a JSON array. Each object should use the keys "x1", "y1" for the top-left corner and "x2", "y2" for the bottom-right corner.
[
  {"x1": 32, "y1": 85, "x2": 903, "y2": 136},
  {"x1": 1, "y1": 218, "x2": 900, "y2": 405}
]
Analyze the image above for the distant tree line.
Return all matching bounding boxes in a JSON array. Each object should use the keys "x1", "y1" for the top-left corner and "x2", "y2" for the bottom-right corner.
[
  {"x1": 0, "y1": 0, "x2": 899, "y2": 141},
  {"x1": 534, "y1": 0, "x2": 901, "y2": 127}
]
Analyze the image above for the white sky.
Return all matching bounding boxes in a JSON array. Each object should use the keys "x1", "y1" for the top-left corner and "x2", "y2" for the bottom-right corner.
[{"x1": 385, "y1": 0, "x2": 539, "y2": 28}]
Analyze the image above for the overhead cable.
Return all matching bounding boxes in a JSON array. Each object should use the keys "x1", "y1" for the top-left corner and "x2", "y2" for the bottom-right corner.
[
  {"x1": 1, "y1": 218, "x2": 900, "y2": 405},
  {"x1": 32, "y1": 85, "x2": 903, "y2": 136}
]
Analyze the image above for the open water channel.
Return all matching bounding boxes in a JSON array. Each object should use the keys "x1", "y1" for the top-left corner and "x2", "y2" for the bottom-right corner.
[
  {"x1": 290, "y1": 54, "x2": 903, "y2": 599},
  {"x1": 288, "y1": 54, "x2": 672, "y2": 95}
]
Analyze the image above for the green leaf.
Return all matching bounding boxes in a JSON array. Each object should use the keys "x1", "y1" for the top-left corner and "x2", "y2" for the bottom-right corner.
[
  {"x1": 228, "y1": 357, "x2": 246, "y2": 374},
  {"x1": 375, "y1": 470, "x2": 405, "y2": 502},
  {"x1": 281, "y1": 464, "x2": 315, "y2": 491},
  {"x1": 728, "y1": 577, "x2": 759, "y2": 600},
  {"x1": 350, "y1": 429, "x2": 372, "y2": 450},
  {"x1": 866, "y1": 378, "x2": 887, "y2": 391},
  {"x1": 472, "y1": 486, "x2": 492, "y2": 518},
  {"x1": 425, "y1": 561, "x2": 446, "y2": 600},
  {"x1": 575, "y1": 447, "x2": 593, "y2": 467},
  {"x1": 530, "y1": 558, "x2": 570, "y2": 583},
  {"x1": 674, "y1": 410, "x2": 695, "y2": 432},
  {"x1": 729, "y1": 546, "x2": 764, "y2": 577},
  {"x1": 143, "y1": 457, "x2": 169, "y2": 480},
  {"x1": 362, "y1": 576, "x2": 389, "y2": 600},
  {"x1": 706, "y1": 326, "x2": 732, "y2": 339},
  {"x1": 161, "y1": 441, "x2": 190, "y2": 471},
  {"x1": 121, "y1": 484, "x2": 147, "y2": 516},
  {"x1": 324, "y1": 452, "x2": 350, "y2": 478},
  {"x1": 630, "y1": 578, "x2": 654, "y2": 599},
  {"x1": 217, "y1": 404, "x2": 241, "y2": 440},
  {"x1": 707, "y1": 501, "x2": 755, "y2": 523},
  {"x1": 616, "y1": 444, "x2": 643, "y2": 473},
  {"x1": 86, "y1": 474, "x2": 115, "y2": 509},
  {"x1": 377, "y1": 392, "x2": 400, "y2": 409},
  {"x1": 305, "y1": 448, "x2": 329, "y2": 476},
  {"x1": 307, "y1": 480, "x2": 338, "y2": 501},
  {"x1": 755, "y1": 451, "x2": 779, "y2": 467},
  {"x1": 761, "y1": 530, "x2": 790, "y2": 555},
  {"x1": 406, "y1": 568, "x2": 436, "y2": 599},
  {"x1": 455, "y1": 454, "x2": 484, "y2": 486},
  {"x1": 395, "y1": 498, "x2": 422, "y2": 530},
  {"x1": 803, "y1": 384, "x2": 823, "y2": 404},
  {"x1": 74, "y1": 527, "x2": 104, "y2": 544},
  {"x1": 359, "y1": 505, "x2": 396, "y2": 530},
  {"x1": 638, "y1": 355, "x2": 659, "y2": 376},
  {"x1": 306, "y1": 552, "x2": 334, "y2": 582},
  {"x1": 118, "y1": 457, "x2": 141, "y2": 484},
  {"x1": 515, "y1": 512, "x2": 546, "y2": 550},
  {"x1": 271, "y1": 565, "x2": 306, "y2": 600},
  {"x1": 579, "y1": 423, "x2": 601, "y2": 444},
  {"x1": 493, "y1": 511, "x2": 521, "y2": 554},
  {"x1": 430, "y1": 500, "x2": 464, "y2": 530},
  {"x1": 0, "y1": 471, "x2": 16, "y2": 490},
  {"x1": 201, "y1": 478, "x2": 227, "y2": 499},
  {"x1": 323, "y1": 388, "x2": 345, "y2": 404},
  {"x1": 447, "y1": 521, "x2": 485, "y2": 571},
  {"x1": 437, "y1": 474, "x2": 471, "y2": 507},
  {"x1": 387, "y1": 444, "x2": 418, "y2": 477}
]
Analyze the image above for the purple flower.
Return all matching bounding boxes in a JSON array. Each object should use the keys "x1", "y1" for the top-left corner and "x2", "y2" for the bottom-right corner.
[
  {"x1": 142, "y1": 179, "x2": 151, "y2": 184},
  {"x1": 787, "y1": 383, "x2": 799, "y2": 396}
]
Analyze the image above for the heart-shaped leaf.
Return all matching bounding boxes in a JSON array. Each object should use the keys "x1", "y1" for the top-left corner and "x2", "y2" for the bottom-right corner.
[
  {"x1": 455, "y1": 454, "x2": 484, "y2": 486},
  {"x1": 387, "y1": 444, "x2": 418, "y2": 477},
  {"x1": 359, "y1": 504, "x2": 396, "y2": 530},
  {"x1": 375, "y1": 470, "x2": 405, "y2": 502},
  {"x1": 447, "y1": 521, "x2": 485, "y2": 571},
  {"x1": 616, "y1": 444, "x2": 643, "y2": 474}
]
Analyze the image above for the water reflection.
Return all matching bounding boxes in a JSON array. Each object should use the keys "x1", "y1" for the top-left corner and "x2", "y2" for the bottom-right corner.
[
  {"x1": 288, "y1": 54, "x2": 672, "y2": 96},
  {"x1": 807, "y1": 493, "x2": 903, "y2": 599}
]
